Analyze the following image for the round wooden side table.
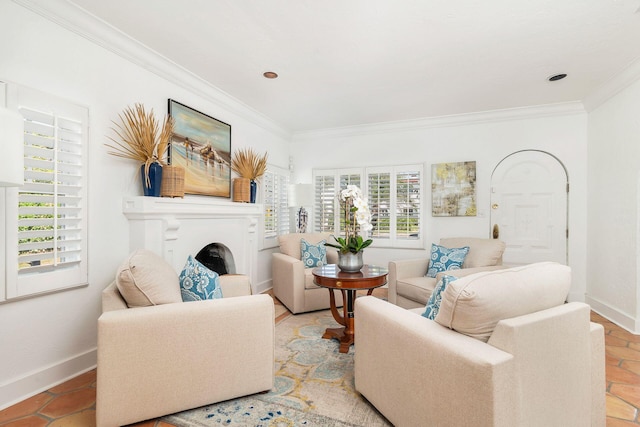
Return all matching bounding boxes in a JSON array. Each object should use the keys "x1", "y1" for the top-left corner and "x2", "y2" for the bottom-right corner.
[{"x1": 312, "y1": 264, "x2": 388, "y2": 353}]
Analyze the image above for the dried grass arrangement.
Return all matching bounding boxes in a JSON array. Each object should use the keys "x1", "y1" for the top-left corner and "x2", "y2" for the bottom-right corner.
[
  {"x1": 231, "y1": 147, "x2": 268, "y2": 181},
  {"x1": 105, "y1": 103, "x2": 174, "y2": 188}
]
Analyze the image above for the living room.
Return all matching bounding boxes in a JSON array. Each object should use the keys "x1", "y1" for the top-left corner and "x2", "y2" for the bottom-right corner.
[{"x1": 1, "y1": 0, "x2": 639, "y2": 424}]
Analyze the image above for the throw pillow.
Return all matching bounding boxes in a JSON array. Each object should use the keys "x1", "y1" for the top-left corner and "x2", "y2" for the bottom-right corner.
[
  {"x1": 425, "y1": 243, "x2": 470, "y2": 278},
  {"x1": 179, "y1": 255, "x2": 224, "y2": 302},
  {"x1": 301, "y1": 238, "x2": 327, "y2": 268},
  {"x1": 422, "y1": 275, "x2": 457, "y2": 320},
  {"x1": 116, "y1": 249, "x2": 182, "y2": 308}
]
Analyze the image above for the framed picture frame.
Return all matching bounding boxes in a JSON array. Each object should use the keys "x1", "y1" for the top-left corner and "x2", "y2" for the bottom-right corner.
[
  {"x1": 168, "y1": 99, "x2": 231, "y2": 197},
  {"x1": 431, "y1": 161, "x2": 477, "y2": 217}
]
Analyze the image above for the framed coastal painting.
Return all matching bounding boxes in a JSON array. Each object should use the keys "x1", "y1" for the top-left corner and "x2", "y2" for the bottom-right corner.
[
  {"x1": 431, "y1": 161, "x2": 477, "y2": 217},
  {"x1": 168, "y1": 99, "x2": 231, "y2": 197}
]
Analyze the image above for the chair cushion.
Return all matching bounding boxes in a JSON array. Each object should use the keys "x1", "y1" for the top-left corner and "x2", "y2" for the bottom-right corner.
[
  {"x1": 278, "y1": 232, "x2": 332, "y2": 260},
  {"x1": 304, "y1": 268, "x2": 323, "y2": 290},
  {"x1": 396, "y1": 276, "x2": 438, "y2": 305},
  {"x1": 422, "y1": 275, "x2": 457, "y2": 320},
  {"x1": 301, "y1": 238, "x2": 327, "y2": 268},
  {"x1": 115, "y1": 249, "x2": 182, "y2": 308},
  {"x1": 426, "y1": 243, "x2": 469, "y2": 278},
  {"x1": 434, "y1": 262, "x2": 571, "y2": 342},
  {"x1": 179, "y1": 255, "x2": 223, "y2": 302},
  {"x1": 439, "y1": 237, "x2": 505, "y2": 268}
]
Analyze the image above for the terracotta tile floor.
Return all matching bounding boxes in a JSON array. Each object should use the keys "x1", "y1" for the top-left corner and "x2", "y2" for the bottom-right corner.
[{"x1": 1, "y1": 291, "x2": 638, "y2": 426}]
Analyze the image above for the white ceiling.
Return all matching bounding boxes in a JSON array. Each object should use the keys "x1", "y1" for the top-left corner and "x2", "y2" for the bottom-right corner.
[{"x1": 68, "y1": 0, "x2": 640, "y2": 132}]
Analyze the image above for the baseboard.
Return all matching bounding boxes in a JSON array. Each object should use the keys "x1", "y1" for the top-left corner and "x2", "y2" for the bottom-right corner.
[
  {"x1": 255, "y1": 279, "x2": 272, "y2": 295},
  {"x1": 585, "y1": 294, "x2": 639, "y2": 334},
  {"x1": 0, "y1": 348, "x2": 97, "y2": 410}
]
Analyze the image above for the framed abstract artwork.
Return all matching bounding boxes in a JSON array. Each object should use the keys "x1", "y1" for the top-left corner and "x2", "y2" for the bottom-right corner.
[
  {"x1": 431, "y1": 161, "x2": 477, "y2": 217},
  {"x1": 168, "y1": 99, "x2": 231, "y2": 197}
]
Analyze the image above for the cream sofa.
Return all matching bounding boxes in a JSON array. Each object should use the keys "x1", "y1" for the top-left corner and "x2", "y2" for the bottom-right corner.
[
  {"x1": 389, "y1": 237, "x2": 506, "y2": 309},
  {"x1": 355, "y1": 263, "x2": 605, "y2": 427},
  {"x1": 272, "y1": 232, "x2": 343, "y2": 314},
  {"x1": 97, "y1": 252, "x2": 274, "y2": 427}
]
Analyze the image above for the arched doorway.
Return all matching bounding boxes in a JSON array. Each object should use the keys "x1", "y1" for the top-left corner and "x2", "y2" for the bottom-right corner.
[{"x1": 490, "y1": 150, "x2": 568, "y2": 266}]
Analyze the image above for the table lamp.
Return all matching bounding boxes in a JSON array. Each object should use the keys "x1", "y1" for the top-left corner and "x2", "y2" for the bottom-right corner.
[{"x1": 288, "y1": 183, "x2": 314, "y2": 233}]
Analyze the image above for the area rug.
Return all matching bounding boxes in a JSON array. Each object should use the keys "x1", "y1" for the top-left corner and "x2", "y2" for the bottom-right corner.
[{"x1": 162, "y1": 310, "x2": 391, "y2": 426}]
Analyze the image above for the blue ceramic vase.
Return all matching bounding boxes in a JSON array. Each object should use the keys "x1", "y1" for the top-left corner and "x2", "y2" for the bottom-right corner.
[
  {"x1": 140, "y1": 162, "x2": 163, "y2": 197},
  {"x1": 250, "y1": 179, "x2": 257, "y2": 203}
]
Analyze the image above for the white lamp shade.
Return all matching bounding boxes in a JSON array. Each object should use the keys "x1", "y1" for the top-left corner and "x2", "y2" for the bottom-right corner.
[
  {"x1": 0, "y1": 106, "x2": 24, "y2": 187},
  {"x1": 288, "y1": 183, "x2": 314, "y2": 207}
]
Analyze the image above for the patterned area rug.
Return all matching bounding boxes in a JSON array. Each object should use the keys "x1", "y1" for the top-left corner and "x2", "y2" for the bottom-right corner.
[{"x1": 162, "y1": 310, "x2": 391, "y2": 426}]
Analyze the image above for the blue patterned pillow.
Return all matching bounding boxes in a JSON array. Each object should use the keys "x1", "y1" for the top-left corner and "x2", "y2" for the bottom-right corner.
[
  {"x1": 425, "y1": 243, "x2": 470, "y2": 278},
  {"x1": 301, "y1": 238, "x2": 327, "y2": 268},
  {"x1": 422, "y1": 275, "x2": 457, "y2": 320},
  {"x1": 179, "y1": 255, "x2": 223, "y2": 302}
]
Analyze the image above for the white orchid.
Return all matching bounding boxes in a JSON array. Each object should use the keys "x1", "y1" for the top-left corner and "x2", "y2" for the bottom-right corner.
[{"x1": 326, "y1": 185, "x2": 374, "y2": 254}]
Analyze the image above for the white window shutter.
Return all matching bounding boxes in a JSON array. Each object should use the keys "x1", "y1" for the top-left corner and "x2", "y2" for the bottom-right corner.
[{"x1": 5, "y1": 86, "x2": 88, "y2": 299}]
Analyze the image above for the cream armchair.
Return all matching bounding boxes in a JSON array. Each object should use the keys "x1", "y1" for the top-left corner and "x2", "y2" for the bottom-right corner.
[
  {"x1": 355, "y1": 263, "x2": 605, "y2": 427},
  {"x1": 97, "y1": 274, "x2": 275, "y2": 427},
  {"x1": 272, "y1": 232, "x2": 344, "y2": 314},
  {"x1": 389, "y1": 237, "x2": 506, "y2": 309}
]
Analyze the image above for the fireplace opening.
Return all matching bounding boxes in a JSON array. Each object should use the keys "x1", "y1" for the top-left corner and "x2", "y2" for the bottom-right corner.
[{"x1": 195, "y1": 243, "x2": 236, "y2": 276}]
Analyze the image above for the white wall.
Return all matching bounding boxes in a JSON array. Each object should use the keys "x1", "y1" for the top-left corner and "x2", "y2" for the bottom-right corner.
[
  {"x1": 587, "y1": 77, "x2": 640, "y2": 333},
  {"x1": 0, "y1": 1, "x2": 289, "y2": 409},
  {"x1": 291, "y1": 106, "x2": 589, "y2": 302}
]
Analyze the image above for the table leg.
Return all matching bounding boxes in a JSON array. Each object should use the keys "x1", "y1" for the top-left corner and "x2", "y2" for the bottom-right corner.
[
  {"x1": 327, "y1": 289, "x2": 345, "y2": 326},
  {"x1": 322, "y1": 289, "x2": 356, "y2": 353}
]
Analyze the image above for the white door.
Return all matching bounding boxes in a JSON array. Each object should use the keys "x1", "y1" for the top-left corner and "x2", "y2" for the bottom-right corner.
[{"x1": 490, "y1": 150, "x2": 568, "y2": 266}]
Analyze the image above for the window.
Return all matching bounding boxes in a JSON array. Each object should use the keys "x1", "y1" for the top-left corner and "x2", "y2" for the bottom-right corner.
[
  {"x1": 313, "y1": 169, "x2": 360, "y2": 235},
  {"x1": 313, "y1": 164, "x2": 423, "y2": 249},
  {"x1": 262, "y1": 165, "x2": 289, "y2": 249},
  {"x1": 2, "y1": 84, "x2": 88, "y2": 300},
  {"x1": 313, "y1": 173, "x2": 335, "y2": 233}
]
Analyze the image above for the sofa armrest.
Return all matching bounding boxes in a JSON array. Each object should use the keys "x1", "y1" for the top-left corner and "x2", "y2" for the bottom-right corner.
[
  {"x1": 97, "y1": 294, "x2": 274, "y2": 427},
  {"x1": 354, "y1": 296, "x2": 515, "y2": 427},
  {"x1": 590, "y1": 322, "x2": 606, "y2": 426},
  {"x1": 387, "y1": 257, "x2": 429, "y2": 304},
  {"x1": 487, "y1": 302, "x2": 597, "y2": 426},
  {"x1": 219, "y1": 274, "x2": 252, "y2": 297},
  {"x1": 272, "y1": 252, "x2": 306, "y2": 313}
]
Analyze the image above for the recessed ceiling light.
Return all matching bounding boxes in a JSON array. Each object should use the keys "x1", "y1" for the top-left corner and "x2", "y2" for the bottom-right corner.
[
  {"x1": 263, "y1": 71, "x2": 278, "y2": 79},
  {"x1": 548, "y1": 73, "x2": 567, "y2": 82}
]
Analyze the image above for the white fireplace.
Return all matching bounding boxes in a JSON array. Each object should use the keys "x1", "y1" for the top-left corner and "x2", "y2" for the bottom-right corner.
[{"x1": 122, "y1": 196, "x2": 262, "y2": 292}]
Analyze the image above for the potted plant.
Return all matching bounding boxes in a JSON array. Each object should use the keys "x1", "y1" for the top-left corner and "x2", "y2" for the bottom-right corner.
[
  {"x1": 105, "y1": 104, "x2": 174, "y2": 197},
  {"x1": 230, "y1": 147, "x2": 268, "y2": 203},
  {"x1": 325, "y1": 185, "x2": 373, "y2": 272}
]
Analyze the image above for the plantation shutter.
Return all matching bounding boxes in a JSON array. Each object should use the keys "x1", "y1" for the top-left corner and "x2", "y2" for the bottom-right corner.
[
  {"x1": 338, "y1": 173, "x2": 360, "y2": 234},
  {"x1": 396, "y1": 169, "x2": 421, "y2": 240},
  {"x1": 263, "y1": 167, "x2": 290, "y2": 246},
  {"x1": 314, "y1": 174, "x2": 335, "y2": 232},
  {"x1": 5, "y1": 86, "x2": 88, "y2": 299},
  {"x1": 367, "y1": 171, "x2": 391, "y2": 240},
  {"x1": 17, "y1": 107, "x2": 84, "y2": 272}
]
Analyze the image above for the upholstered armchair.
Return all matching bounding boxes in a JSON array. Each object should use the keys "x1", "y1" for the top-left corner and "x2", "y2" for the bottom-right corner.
[
  {"x1": 97, "y1": 251, "x2": 274, "y2": 427},
  {"x1": 389, "y1": 237, "x2": 507, "y2": 309},
  {"x1": 272, "y1": 232, "x2": 344, "y2": 314},
  {"x1": 356, "y1": 263, "x2": 605, "y2": 426}
]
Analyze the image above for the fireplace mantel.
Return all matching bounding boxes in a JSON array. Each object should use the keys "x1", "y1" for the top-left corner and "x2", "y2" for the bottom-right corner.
[{"x1": 122, "y1": 196, "x2": 262, "y2": 292}]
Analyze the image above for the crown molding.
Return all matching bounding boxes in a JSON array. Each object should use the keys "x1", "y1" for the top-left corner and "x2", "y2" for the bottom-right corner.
[
  {"x1": 292, "y1": 102, "x2": 586, "y2": 142},
  {"x1": 583, "y1": 56, "x2": 640, "y2": 113},
  {"x1": 11, "y1": 0, "x2": 291, "y2": 140}
]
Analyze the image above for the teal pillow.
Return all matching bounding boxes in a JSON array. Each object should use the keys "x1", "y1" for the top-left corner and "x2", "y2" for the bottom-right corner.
[
  {"x1": 425, "y1": 243, "x2": 469, "y2": 278},
  {"x1": 179, "y1": 255, "x2": 223, "y2": 302},
  {"x1": 301, "y1": 238, "x2": 327, "y2": 268},
  {"x1": 422, "y1": 275, "x2": 457, "y2": 320}
]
